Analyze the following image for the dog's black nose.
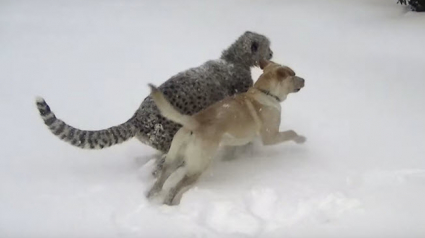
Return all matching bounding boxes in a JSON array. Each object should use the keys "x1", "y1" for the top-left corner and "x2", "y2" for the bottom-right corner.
[
  {"x1": 269, "y1": 51, "x2": 273, "y2": 59},
  {"x1": 297, "y1": 77, "x2": 305, "y2": 87}
]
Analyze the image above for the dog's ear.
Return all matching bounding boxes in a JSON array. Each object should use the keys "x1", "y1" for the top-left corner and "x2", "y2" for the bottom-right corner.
[
  {"x1": 259, "y1": 59, "x2": 270, "y2": 69},
  {"x1": 276, "y1": 67, "x2": 287, "y2": 79}
]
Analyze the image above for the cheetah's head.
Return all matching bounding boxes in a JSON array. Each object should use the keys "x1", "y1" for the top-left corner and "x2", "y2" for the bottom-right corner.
[{"x1": 221, "y1": 31, "x2": 273, "y2": 67}]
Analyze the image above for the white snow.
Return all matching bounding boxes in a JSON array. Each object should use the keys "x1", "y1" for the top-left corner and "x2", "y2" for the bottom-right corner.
[{"x1": 1, "y1": 0, "x2": 425, "y2": 237}]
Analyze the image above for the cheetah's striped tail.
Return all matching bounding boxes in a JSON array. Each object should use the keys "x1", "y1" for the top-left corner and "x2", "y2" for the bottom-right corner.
[{"x1": 35, "y1": 97, "x2": 137, "y2": 149}]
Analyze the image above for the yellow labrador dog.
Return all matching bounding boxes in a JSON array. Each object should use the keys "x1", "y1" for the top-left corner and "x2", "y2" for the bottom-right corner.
[{"x1": 148, "y1": 60, "x2": 306, "y2": 205}]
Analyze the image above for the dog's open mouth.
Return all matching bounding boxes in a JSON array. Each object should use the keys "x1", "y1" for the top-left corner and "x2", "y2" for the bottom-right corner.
[{"x1": 294, "y1": 88, "x2": 301, "y2": 92}]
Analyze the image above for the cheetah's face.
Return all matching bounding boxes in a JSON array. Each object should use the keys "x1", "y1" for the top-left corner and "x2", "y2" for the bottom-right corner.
[{"x1": 243, "y1": 31, "x2": 273, "y2": 67}]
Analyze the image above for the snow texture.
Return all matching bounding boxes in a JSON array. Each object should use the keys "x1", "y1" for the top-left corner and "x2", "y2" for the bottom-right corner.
[{"x1": 1, "y1": 0, "x2": 425, "y2": 237}]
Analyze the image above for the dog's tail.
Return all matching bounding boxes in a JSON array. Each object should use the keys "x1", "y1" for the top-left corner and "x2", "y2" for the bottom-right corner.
[
  {"x1": 149, "y1": 84, "x2": 199, "y2": 131},
  {"x1": 35, "y1": 97, "x2": 137, "y2": 149}
]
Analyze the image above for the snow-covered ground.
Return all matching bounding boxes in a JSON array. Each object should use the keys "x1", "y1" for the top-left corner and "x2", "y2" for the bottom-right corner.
[{"x1": 1, "y1": 0, "x2": 425, "y2": 237}]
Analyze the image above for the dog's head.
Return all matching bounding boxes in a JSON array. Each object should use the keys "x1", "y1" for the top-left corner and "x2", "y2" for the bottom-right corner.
[
  {"x1": 254, "y1": 60, "x2": 305, "y2": 101},
  {"x1": 221, "y1": 31, "x2": 273, "y2": 67}
]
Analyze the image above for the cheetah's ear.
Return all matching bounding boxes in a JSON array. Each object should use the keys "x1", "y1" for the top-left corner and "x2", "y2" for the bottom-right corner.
[
  {"x1": 259, "y1": 59, "x2": 270, "y2": 70},
  {"x1": 244, "y1": 31, "x2": 254, "y2": 36},
  {"x1": 148, "y1": 84, "x2": 159, "y2": 93}
]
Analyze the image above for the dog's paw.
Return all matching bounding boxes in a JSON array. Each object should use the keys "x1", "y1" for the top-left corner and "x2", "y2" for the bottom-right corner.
[
  {"x1": 163, "y1": 196, "x2": 174, "y2": 206},
  {"x1": 163, "y1": 191, "x2": 178, "y2": 206},
  {"x1": 151, "y1": 167, "x2": 161, "y2": 178},
  {"x1": 147, "y1": 186, "x2": 160, "y2": 199},
  {"x1": 293, "y1": 135, "x2": 307, "y2": 144}
]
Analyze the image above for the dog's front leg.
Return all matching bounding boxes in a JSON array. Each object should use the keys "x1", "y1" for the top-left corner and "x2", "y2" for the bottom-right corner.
[
  {"x1": 258, "y1": 109, "x2": 305, "y2": 146},
  {"x1": 261, "y1": 129, "x2": 306, "y2": 146},
  {"x1": 221, "y1": 142, "x2": 254, "y2": 161}
]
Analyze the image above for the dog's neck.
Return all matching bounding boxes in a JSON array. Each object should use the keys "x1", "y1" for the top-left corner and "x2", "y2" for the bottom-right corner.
[
  {"x1": 248, "y1": 87, "x2": 282, "y2": 111},
  {"x1": 256, "y1": 88, "x2": 281, "y2": 102}
]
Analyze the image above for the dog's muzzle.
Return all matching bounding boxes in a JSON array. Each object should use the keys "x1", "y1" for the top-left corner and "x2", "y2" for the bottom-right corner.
[{"x1": 294, "y1": 76, "x2": 305, "y2": 92}]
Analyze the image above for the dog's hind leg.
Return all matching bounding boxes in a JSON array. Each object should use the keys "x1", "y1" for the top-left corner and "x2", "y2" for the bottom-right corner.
[
  {"x1": 164, "y1": 173, "x2": 201, "y2": 205},
  {"x1": 147, "y1": 160, "x2": 182, "y2": 199},
  {"x1": 147, "y1": 129, "x2": 190, "y2": 198},
  {"x1": 164, "y1": 138, "x2": 219, "y2": 205}
]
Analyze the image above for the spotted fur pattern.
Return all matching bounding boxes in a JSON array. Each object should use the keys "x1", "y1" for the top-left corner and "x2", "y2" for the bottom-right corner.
[{"x1": 36, "y1": 31, "x2": 273, "y2": 152}]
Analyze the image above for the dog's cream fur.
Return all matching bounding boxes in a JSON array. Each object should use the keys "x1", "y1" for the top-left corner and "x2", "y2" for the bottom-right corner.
[{"x1": 148, "y1": 60, "x2": 306, "y2": 205}]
